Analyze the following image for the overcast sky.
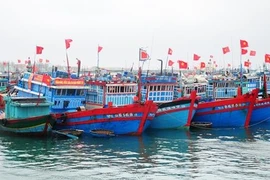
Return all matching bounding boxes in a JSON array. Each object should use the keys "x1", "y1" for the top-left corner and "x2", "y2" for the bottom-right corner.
[{"x1": 1, "y1": 0, "x2": 270, "y2": 70}]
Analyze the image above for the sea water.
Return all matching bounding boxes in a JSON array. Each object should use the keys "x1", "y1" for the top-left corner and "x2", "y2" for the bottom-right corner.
[{"x1": 0, "y1": 122, "x2": 270, "y2": 180}]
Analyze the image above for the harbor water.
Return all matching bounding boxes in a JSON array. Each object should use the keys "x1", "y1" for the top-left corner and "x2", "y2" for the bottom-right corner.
[{"x1": 1, "y1": 123, "x2": 270, "y2": 180}]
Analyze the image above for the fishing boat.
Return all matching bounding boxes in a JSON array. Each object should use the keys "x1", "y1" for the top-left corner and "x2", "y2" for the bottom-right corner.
[
  {"x1": 0, "y1": 73, "x2": 9, "y2": 95},
  {"x1": 85, "y1": 70, "x2": 138, "y2": 109},
  {"x1": 52, "y1": 100, "x2": 157, "y2": 135},
  {"x1": 250, "y1": 74, "x2": 270, "y2": 125},
  {"x1": 0, "y1": 96, "x2": 54, "y2": 135},
  {"x1": 51, "y1": 67, "x2": 158, "y2": 136},
  {"x1": 140, "y1": 73, "x2": 198, "y2": 129},
  {"x1": 14, "y1": 68, "x2": 88, "y2": 113},
  {"x1": 192, "y1": 88, "x2": 259, "y2": 128}
]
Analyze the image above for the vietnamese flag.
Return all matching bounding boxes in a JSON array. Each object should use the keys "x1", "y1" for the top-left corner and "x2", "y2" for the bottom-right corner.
[
  {"x1": 193, "y1": 54, "x2": 200, "y2": 61},
  {"x1": 241, "y1": 49, "x2": 248, "y2": 55},
  {"x1": 250, "y1": 50, "x2": 256, "y2": 56},
  {"x1": 139, "y1": 48, "x2": 149, "y2": 61},
  {"x1": 168, "y1": 48, "x2": 173, "y2": 55},
  {"x1": 222, "y1": 46, "x2": 230, "y2": 54},
  {"x1": 98, "y1": 45, "x2": 103, "y2": 53},
  {"x1": 244, "y1": 61, "x2": 250, "y2": 67},
  {"x1": 265, "y1": 54, "x2": 270, "y2": 63},
  {"x1": 200, "y1": 62, "x2": 206, "y2": 69},
  {"x1": 228, "y1": 63, "x2": 231, "y2": 67},
  {"x1": 178, "y1": 60, "x2": 188, "y2": 69},
  {"x1": 65, "y1": 39, "x2": 73, "y2": 49},
  {"x1": 36, "y1": 46, "x2": 44, "y2": 54},
  {"x1": 17, "y1": 59, "x2": 21, "y2": 63},
  {"x1": 240, "y1": 40, "x2": 249, "y2": 48},
  {"x1": 168, "y1": 60, "x2": 174, "y2": 66}
]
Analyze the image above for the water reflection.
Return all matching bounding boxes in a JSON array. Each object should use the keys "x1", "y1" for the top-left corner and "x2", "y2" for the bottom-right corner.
[{"x1": 0, "y1": 123, "x2": 270, "y2": 179}]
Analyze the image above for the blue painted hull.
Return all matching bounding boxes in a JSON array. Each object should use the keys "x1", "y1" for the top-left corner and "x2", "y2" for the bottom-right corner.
[
  {"x1": 250, "y1": 104, "x2": 270, "y2": 125},
  {"x1": 0, "y1": 123, "x2": 53, "y2": 134},
  {"x1": 54, "y1": 116, "x2": 153, "y2": 135},
  {"x1": 193, "y1": 107, "x2": 248, "y2": 128},
  {"x1": 53, "y1": 101, "x2": 158, "y2": 135},
  {"x1": 150, "y1": 103, "x2": 196, "y2": 129}
]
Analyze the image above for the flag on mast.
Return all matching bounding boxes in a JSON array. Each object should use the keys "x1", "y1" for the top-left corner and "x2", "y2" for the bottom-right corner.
[{"x1": 65, "y1": 39, "x2": 73, "y2": 49}]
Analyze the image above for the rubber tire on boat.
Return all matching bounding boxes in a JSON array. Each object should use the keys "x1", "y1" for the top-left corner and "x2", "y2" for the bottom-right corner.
[
  {"x1": 60, "y1": 114, "x2": 67, "y2": 123},
  {"x1": 2, "y1": 119, "x2": 7, "y2": 126}
]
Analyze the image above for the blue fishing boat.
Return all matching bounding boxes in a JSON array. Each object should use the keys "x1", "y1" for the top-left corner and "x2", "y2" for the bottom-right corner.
[
  {"x1": 52, "y1": 99, "x2": 158, "y2": 135},
  {"x1": 0, "y1": 73, "x2": 9, "y2": 93},
  {"x1": 140, "y1": 73, "x2": 198, "y2": 129},
  {"x1": 0, "y1": 96, "x2": 54, "y2": 135},
  {"x1": 85, "y1": 71, "x2": 138, "y2": 108},
  {"x1": 52, "y1": 68, "x2": 158, "y2": 135},
  {"x1": 14, "y1": 69, "x2": 88, "y2": 113},
  {"x1": 250, "y1": 74, "x2": 270, "y2": 125},
  {"x1": 192, "y1": 88, "x2": 259, "y2": 128}
]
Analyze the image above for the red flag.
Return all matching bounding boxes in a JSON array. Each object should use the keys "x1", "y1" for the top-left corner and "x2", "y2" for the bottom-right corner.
[
  {"x1": 240, "y1": 40, "x2": 249, "y2": 48},
  {"x1": 168, "y1": 60, "x2": 174, "y2": 66},
  {"x1": 241, "y1": 49, "x2": 248, "y2": 55},
  {"x1": 178, "y1": 60, "x2": 188, "y2": 69},
  {"x1": 213, "y1": 61, "x2": 216, "y2": 64},
  {"x1": 193, "y1": 54, "x2": 200, "y2": 61},
  {"x1": 228, "y1": 63, "x2": 231, "y2": 67},
  {"x1": 168, "y1": 48, "x2": 173, "y2": 55},
  {"x1": 244, "y1": 61, "x2": 250, "y2": 67},
  {"x1": 3, "y1": 62, "x2": 7, "y2": 66},
  {"x1": 139, "y1": 48, "x2": 149, "y2": 61},
  {"x1": 210, "y1": 55, "x2": 213, "y2": 58},
  {"x1": 250, "y1": 50, "x2": 256, "y2": 56},
  {"x1": 222, "y1": 46, "x2": 230, "y2": 54},
  {"x1": 98, "y1": 46, "x2": 103, "y2": 53},
  {"x1": 200, "y1": 62, "x2": 205, "y2": 69},
  {"x1": 46, "y1": 59, "x2": 50, "y2": 63},
  {"x1": 36, "y1": 46, "x2": 44, "y2": 54},
  {"x1": 65, "y1": 39, "x2": 73, "y2": 49},
  {"x1": 17, "y1": 59, "x2": 21, "y2": 63},
  {"x1": 39, "y1": 58, "x2": 43, "y2": 63},
  {"x1": 265, "y1": 54, "x2": 270, "y2": 63}
]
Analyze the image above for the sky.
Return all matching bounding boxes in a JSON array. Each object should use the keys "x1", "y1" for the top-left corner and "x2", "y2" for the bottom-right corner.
[{"x1": 1, "y1": 0, "x2": 270, "y2": 71}]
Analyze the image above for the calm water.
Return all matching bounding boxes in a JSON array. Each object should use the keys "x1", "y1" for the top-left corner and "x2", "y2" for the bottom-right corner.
[{"x1": 1, "y1": 123, "x2": 270, "y2": 180}]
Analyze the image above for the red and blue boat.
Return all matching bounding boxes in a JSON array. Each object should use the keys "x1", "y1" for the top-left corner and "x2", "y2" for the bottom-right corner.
[
  {"x1": 52, "y1": 100, "x2": 157, "y2": 135},
  {"x1": 140, "y1": 73, "x2": 198, "y2": 129},
  {"x1": 250, "y1": 74, "x2": 270, "y2": 125},
  {"x1": 192, "y1": 88, "x2": 259, "y2": 128}
]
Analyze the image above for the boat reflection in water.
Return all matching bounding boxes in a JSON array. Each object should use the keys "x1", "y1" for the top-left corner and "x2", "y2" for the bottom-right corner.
[{"x1": 0, "y1": 122, "x2": 270, "y2": 179}]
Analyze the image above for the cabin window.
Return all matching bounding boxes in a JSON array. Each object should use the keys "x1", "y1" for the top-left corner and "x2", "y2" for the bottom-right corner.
[
  {"x1": 56, "y1": 89, "x2": 62, "y2": 95},
  {"x1": 67, "y1": 89, "x2": 75, "y2": 96}
]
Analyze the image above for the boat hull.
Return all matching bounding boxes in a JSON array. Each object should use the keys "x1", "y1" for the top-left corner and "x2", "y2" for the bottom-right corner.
[
  {"x1": 52, "y1": 101, "x2": 157, "y2": 135},
  {"x1": 192, "y1": 89, "x2": 258, "y2": 128},
  {"x1": 0, "y1": 114, "x2": 54, "y2": 135},
  {"x1": 250, "y1": 98, "x2": 270, "y2": 125},
  {"x1": 150, "y1": 100, "x2": 197, "y2": 129}
]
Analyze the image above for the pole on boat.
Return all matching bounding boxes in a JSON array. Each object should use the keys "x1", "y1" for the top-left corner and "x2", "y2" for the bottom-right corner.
[
  {"x1": 65, "y1": 51, "x2": 71, "y2": 78},
  {"x1": 157, "y1": 59, "x2": 163, "y2": 75}
]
